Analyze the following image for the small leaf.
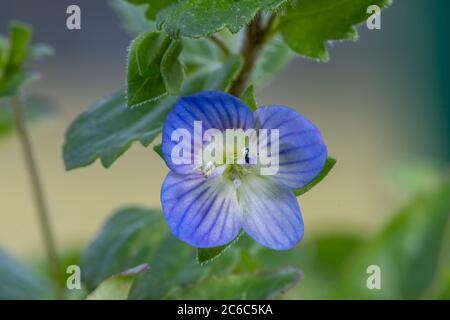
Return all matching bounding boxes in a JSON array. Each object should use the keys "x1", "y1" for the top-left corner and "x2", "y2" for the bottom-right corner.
[
  {"x1": 241, "y1": 85, "x2": 257, "y2": 111},
  {"x1": 125, "y1": 0, "x2": 177, "y2": 20},
  {"x1": 294, "y1": 156, "x2": 336, "y2": 196},
  {"x1": 127, "y1": 31, "x2": 172, "y2": 107},
  {"x1": 0, "y1": 71, "x2": 38, "y2": 98},
  {"x1": 153, "y1": 143, "x2": 163, "y2": 158},
  {"x1": 0, "y1": 248, "x2": 53, "y2": 300},
  {"x1": 86, "y1": 264, "x2": 149, "y2": 300},
  {"x1": 161, "y1": 40, "x2": 184, "y2": 95},
  {"x1": 251, "y1": 36, "x2": 295, "y2": 87},
  {"x1": 110, "y1": 0, "x2": 156, "y2": 35},
  {"x1": 6, "y1": 23, "x2": 32, "y2": 71},
  {"x1": 0, "y1": 22, "x2": 46, "y2": 97},
  {"x1": 157, "y1": 0, "x2": 288, "y2": 39},
  {"x1": 279, "y1": 0, "x2": 392, "y2": 61},
  {"x1": 166, "y1": 267, "x2": 302, "y2": 299}
]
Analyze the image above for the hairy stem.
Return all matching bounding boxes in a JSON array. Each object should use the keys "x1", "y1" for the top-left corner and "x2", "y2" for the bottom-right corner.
[
  {"x1": 11, "y1": 96, "x2": 61, "y2": 296},
  {"x1": 229, "y1": 14, "x2": 278, "y2": 97}
]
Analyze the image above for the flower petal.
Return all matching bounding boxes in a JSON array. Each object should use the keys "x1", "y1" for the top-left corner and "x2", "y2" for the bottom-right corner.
[
  {"x1": 161, "y1": 171, "x2": 241, "y2": 248},
  {"x1": 253, "y1": 106, "x2": 327, "y2": 190},
  {"x1": 162, "y1": 91, "x2": 253, "y2": 174},
  {"x1": 238, "y1": 174, "x2": 304, "y2": 250}
]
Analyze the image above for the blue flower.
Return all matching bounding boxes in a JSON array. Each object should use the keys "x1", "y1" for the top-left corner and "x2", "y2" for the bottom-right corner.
[{"x1": 161, "y1": 91, "x2": 327, "y2": 250}]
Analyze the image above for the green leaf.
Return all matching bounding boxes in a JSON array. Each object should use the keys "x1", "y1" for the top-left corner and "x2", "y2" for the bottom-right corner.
[
  {"x1": 241, "y1": 85, "x2": 257, "y2": 111},
  {"x1": 250, "y1": 233, "x2": 363, "y2": 299},
  {"x1": 166, "y1": 267, "x2": 302, "y2": 299},
  {"x1": 180, "y1": 38, "x2": 221, "y2": 73},
  {"x1": 279, "y1": 0, "x2": 392, "y2": 61},
  {"x1": 337, "y1": 176, "x2": 450, "y2": 299},
  {"x1": 81, "y1": 206, "x2": 203, "y2": 299},
  {"x1": 127, "y1": 31, "x2": 172, "y2": 107},
  {"x1": 63, "y1": 91, "x2": 175, "y2": 169},
  {"x1": 86, "y1": 264, "x2": 149, "y2": 300},
  {"x1": 294, "y1": 156, "x2": 336, "y2": 196},
  {"x1": 0, "y1": 36, "x2": 7, "y2": 68},
  {"x1": 6, "y1": 23, "x2": 32, "y2": 71},
  {"x1": 153, "y1": 143, "x2": 163, "y2": 158},
  {"x1": 80, "y1": 207, "x2": 168, "y2": 291},
  {"x1": 0, "y1": 248, "x2": 53, "y2": 300},
  {"x1": 161, "y1": 41, "x2": 185, "y2": 95},
  {"x1": 64, "y1": 55, "x2": 242, "y2": 170},
  {"x1": 0, "y1": 25, "x2": 35, "y2": 96},
  {"x1": 129, "y1": 236, "x2": 202, "y2": 299},
  {"x1": 157, "y1": 0, "x2": 288, "y2": 39},
  {"x1": 0, "y1": 23, "x2": 44, "y2": 97},
  {"x1": 110, "y1": 0, "x2": 155, "y2": 35},
  {"x1": 0, "y1": 71, "x2": 38, "y2": 98},
  {"x1": 126, "y1": 0, "x2": 178, "y2": 21},
  {"x1": 251, "y1": 36, "x2": 295, "y2": 87}
]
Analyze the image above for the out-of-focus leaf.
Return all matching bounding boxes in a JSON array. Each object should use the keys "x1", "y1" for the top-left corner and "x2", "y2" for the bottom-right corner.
[
  {"x1": 0, "y1": 36, "x2": 7, "y2": 68},
  {"x1": 0, "y1": 248, "x2": 53, "y2": 300},
  {"x1": 0, "y1": 23, "x2": 32, "y2": 97},
  {"x1": 129, "y1": 236, "x2": 202, "y2": 299},
  {"x1": 109, "y1": 0, "x2": 155, "y2": 35},
  {"x1": 180, "y1": 38, "x2": 221, "y2": 73},
  {"x1": 156, "y1": 0, "x2": 288, "y2": 39},
  {"x1": 0, "y1": 23, "x2": 49, "y2": 97},
  {"x1": 29, "y1": 43, "x2": 54, "y2": 59},
  {"x1": 251, "y1": 36, "x2": 295, "y2": 87},
  {"x1": 126, "y1": 0, "x2": 177, "y2": 20},
  {"x1": 388, "y1": 158, "x2": 445, "y2": 199},
  {"x1": 0, "y1": 95, "x2": 57, "y2": 137},
  {"x1": 5, "y1": 23, "x2": 31, "y2": 71},
  {"x1": 279, "y1": 0, "x2": 392, "y2": 61},
  {"x1": 64, "y1": 55, "x2": 242, "y2": 170},
  {"x1": 80, "y1": 207, "x2": 167, "y2": 291},
  {"x1": 127, "y1": 31, "x2": 172, "y2": 107},
  {"x1": 81, "y1": 207, "x2": 203, "y2": 299},
  {"x1": 337, "y1": 176, "x2": 450, "y2": 299},
  {"x1": 161, "y1": 41, "x2": 185, "y2": 95},
  {"x1": 251, "y1": 233, "x2": 362, "y2": 299},
  {"x1": 86, "y1": 264, "x2": 149, "y2": 300},
  {"x1": 294, "y1": 157, "x2": 336, "y2": 196},
  {"x1": 241, "y1": 85, "x2": 257, "y2": 111},
  {"x1": 166, "y1": 267, "x2": 302, "y2": 299}
]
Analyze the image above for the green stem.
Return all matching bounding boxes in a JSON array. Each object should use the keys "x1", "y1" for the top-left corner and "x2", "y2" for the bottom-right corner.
[{"x1": 11, "y1": 95, "x2": 62, "y2": 297}]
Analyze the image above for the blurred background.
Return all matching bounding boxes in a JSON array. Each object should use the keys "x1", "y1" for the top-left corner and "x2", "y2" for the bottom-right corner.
[{"x1": 0, "y1": 0, "x2": 449, "y2": 299}]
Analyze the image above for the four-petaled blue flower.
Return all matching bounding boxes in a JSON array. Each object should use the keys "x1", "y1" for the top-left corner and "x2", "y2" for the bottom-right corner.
[{"x1": 161, "y1": 91, "x2": 327, "y2": 250}]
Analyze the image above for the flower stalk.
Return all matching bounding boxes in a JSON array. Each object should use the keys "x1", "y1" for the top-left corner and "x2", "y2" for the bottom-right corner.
[{"x1": 11, "y1": 95, "x2": 61, "y2": 296}]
